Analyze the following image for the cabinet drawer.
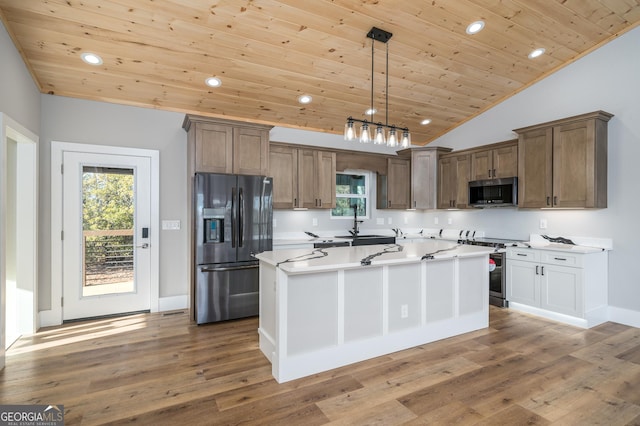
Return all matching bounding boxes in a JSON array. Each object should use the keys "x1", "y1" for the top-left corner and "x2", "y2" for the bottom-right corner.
[
  {"x1": 507, "y1": 248, "x2": 539, "y2": 262},
  {"x1": 540, "y1": 251, "x2": 583, "y2": 268}
]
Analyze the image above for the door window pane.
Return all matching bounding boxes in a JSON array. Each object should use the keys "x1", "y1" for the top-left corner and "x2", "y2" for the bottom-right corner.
[{"x1": 82, "y1": 166, "x2": 135, "y2": 296}]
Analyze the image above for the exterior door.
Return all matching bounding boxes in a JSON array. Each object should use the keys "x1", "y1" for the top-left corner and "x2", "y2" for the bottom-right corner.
[{"x1": 62, "y1": 151, "x2": 152, "y2": 320}]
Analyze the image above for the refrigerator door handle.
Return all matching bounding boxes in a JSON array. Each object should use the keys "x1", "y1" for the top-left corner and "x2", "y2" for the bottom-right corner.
[
  {"x1": 231, "y1": 186, "x2": 237, "y2": 248},
  {"x1": 200, "y1": 264, "x2": 257, "y2": 272},
  {"x1": 239, "y1": 187, "x2": 244, "y2": 248}
]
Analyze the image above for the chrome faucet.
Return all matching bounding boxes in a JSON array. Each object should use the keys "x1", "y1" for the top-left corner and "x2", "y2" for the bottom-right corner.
[{"x1": 351, "y1": 205, "x2": 363, "y2": 236}]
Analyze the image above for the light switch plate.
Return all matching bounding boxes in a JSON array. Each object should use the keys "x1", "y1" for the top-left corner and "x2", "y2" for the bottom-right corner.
[
  {"x1": 376, "y1": 218, "x2": 384, "y2": 225},
  {"x1": 434, "y1": 217, "x2": 439, "y2": 225},
  {"x1": 387, "y1": 217, "x2": 392, "y2": 225},
  {"x1": 312, "y1": 218, "x2": 318, "y2": 227},
  {"x1": 539, "y1": 218, "x2": 548, "y2": 229},
  {"x1": 447, "y1": 217, "x2": 453, "y2": 225},
  {"x1": 162, "y1": 220, "x2": 180, "y2": 230}
]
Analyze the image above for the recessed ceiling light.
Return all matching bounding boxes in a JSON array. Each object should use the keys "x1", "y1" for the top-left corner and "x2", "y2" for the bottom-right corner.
[
  {"x1": 205, "y1": 77, "x2": 222, "y2": 87},
  {"x1": 365, "y1": 108, "x2": 377, "y2": 116},
  {"x1": 528, "y1": 48, "x2": 546, "y2": 59},
  {"x1": 80, "y1": 52, "x2": 103, "y2": 66},
  {"x1": 297, "y1": 94, "x2": 312, "y2": 104},
  {"x1": 466, "y1": 21, "x2": 485, "y2": 35},
  {"x1": 421, "y1": 119, "x2": 432, "y2": 125}
]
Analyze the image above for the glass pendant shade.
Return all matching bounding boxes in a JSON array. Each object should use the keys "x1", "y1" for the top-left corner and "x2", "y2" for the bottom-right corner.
[
  {"x1": 359, "y1": 122, "x2": 371, "y2": 143},
  {"x1": 401, "y1": 129, "x2": 411, "y2": 148},
  {"x1": 344, "y1": 120, "x2": 356, "y2": 141},
  {"x1": 374, "y1": 125, "x2": 386, "y2": 144},
  {"x1": 387, "y1": 127, "x2": 398, "y2": 147}
]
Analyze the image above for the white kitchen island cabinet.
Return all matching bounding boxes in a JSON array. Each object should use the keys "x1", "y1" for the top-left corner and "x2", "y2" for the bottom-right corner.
[
  {"x1": 254, "y1": 241, "x2": 492, "y2": 383},
  {"x1": 506, "y1": 246, "x2": 608, "y2": 328}
]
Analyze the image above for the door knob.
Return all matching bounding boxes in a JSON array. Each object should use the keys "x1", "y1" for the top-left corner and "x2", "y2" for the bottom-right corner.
[{"x1": 137, "y1": 243, "x2": 149, "y2": 249}]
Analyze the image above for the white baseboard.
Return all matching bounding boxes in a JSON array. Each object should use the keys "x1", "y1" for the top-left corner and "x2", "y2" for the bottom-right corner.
[
  {"x1": 38, "y1": 308, "x2": 62, "y2": 328},
  {"x1": 608, "y1": 306, "x2": 640, "y2": 328},
  {"x1": 158, "y1": 295, "x2": 189, "y2": 312}
]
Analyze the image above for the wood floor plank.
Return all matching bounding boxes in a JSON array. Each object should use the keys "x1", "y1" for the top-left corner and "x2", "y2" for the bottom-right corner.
[{"x1": 3, "y1": 307, "x2": 640, "y2": 424}]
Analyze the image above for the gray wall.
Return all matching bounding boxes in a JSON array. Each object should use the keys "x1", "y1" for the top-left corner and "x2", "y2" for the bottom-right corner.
[
  {"x1": 38, "y1": 96, "x2": 188, "y2": 309},
  {"x1": 0, "y1": 21, "x2": 40, "y2": 135}
]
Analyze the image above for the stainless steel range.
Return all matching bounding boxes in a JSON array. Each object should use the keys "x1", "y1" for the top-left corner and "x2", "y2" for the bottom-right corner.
[{"x1": 458, "y1": 236, "x2": 522, "y2": 307}]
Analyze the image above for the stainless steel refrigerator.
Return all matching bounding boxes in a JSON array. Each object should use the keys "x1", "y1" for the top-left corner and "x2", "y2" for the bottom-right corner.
[{"x1": 194, "y1": 173, "x2": 272, "y2": 324}]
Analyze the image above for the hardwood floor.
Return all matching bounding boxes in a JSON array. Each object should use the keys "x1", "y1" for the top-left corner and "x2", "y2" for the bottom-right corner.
[{"x1": 3, "y1": 307, "x2": 640, "y2": 425}]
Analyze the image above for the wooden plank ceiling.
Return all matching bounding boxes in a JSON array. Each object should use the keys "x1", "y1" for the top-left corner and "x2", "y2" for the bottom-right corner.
[{"x1": 1, "y1": 0, "x2": 639, "y2": 145}]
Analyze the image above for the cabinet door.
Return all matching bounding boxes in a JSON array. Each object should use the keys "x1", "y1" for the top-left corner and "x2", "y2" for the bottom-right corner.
[
  {"x1": 269, "y1": 146, "x2": 298, "y2": 209},
  {"x1": 297, "y1": 149, "x2": 317, "y2": 209},
  {"x1": 233, "y1": 127, "x2": 269, "y2": 175},
  {"x1": 540, "y1": 264, "x2": 583, "y2": 317},
  {"x1": 316, "y1": 151, "x2": 336, "y2": 208},
  {"x1": 387, "y1": 158, "x2": 410, "y2": 209},
  {"x1": 411, "y1": 150, "x2": 438, "y2": 209},
  {"x1": 194, "y1": 123, "x2": 233, "y2": 173},
  {"x1": 493, "y1": 144, "x2": 518, "y2": 178},
  {"x1": 518, "y1": 128, "x2": 553, "y2": 208},
  {"x1": 471, "y1": 150, "x2": 492, "y2": 180},
  {"x1": 453, "y1": 154, "x2": 471, "y2": 209},
  {"x1": 437, "y1": 157, "x2": 453, "y2": 209},
  {"x1": 506, "y1": 259, "x2": 539, "y2": 306},
  {"x1": 552, "y1": 120, "x2": 595, "y2": 208}
]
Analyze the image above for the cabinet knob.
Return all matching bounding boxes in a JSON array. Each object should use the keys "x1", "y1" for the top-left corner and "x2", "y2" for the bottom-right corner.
[
  {"x1": 493, "y1": 169, "x2": 496, "y2": 178},
  {"x1": 536, "y1": 265, "x2": 539, "y2": 275},
  {"x1": 546, "y1": 196, "x2": 551, "y2": 206},
  {"x1": 541, "y1": 266, "x2": 545, "y2": 276},
  {"x1": 553, "y1": 196, "x2": 558, "y2": 206},
  {"x1": 488, "y1": 169, "x2": 491, "y2": 178}
]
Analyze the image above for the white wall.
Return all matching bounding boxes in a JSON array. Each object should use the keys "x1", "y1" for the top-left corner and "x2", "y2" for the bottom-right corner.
[{"x1": 38, "y1": 96, "x2": 188, "y2": 309}]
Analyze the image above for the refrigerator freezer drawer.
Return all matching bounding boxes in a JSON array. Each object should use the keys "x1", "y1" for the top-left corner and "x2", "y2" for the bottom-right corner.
[{"x1": 196, "y1": 263, "x2": 259, "y2": 324}]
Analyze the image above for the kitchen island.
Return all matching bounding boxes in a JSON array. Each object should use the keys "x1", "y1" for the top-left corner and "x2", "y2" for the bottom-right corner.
[{"x1": 254, "y1": 241, "x2": 494, "y2": 383}]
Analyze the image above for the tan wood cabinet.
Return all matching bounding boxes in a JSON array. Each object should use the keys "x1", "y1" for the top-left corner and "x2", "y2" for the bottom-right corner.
[
  {"x1": 183, "y1": 115, "x2": 271, "y2": 176},
  {"x1": 470, "y1": 141, "x2": 518, "y2": 180},
  {"x1": 269, "y1": 144, "x2": 336, "y2": 209},
  {"x1": 438, "y1": 153, "x2": 471, "y2": 209},
  {"x1": 406, "y1": 147, "x2": 451, "y2": 209},
  {"x1": 514, "y1": 111, "x2": 612, "y2": 208},
  {"x1": 377, "y1": 158, "x2": 410, "y2": 209}
]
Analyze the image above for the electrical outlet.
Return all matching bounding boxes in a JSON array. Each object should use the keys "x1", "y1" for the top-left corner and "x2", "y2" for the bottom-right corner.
[
  {"x1": 447, "y1": 217, "x2": 453, "y2": 225},
  {"x1": 434, "y1": 217, "x2": 439, "y2": 225},
  {"x1": 388, "y1": 217, "x2": 392, "y2": 225},
  {"x1": 539, "y1": 218, "x2": 548, "y2": 229},
  {"x1": 273, "y1": 218, "x2": 277, "y2": 228},
  {"x1": 312, "y1": 218, "x2": 318, "y2": 227},
  {"x1": 403, "y1": 216, "x2": 408, "y2": 225},
  {"x1": 401, "y1": 304, "x2": 409, "y2": 318}
]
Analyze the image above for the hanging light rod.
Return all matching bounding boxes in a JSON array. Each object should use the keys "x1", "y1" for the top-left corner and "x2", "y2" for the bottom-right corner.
[{"x1": 344, "y1": 27, "x2": 411, "y2": 148}]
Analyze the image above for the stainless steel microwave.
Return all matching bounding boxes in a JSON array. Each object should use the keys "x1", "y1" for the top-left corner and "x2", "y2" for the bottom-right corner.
[{"x1": 468, "y1": 177, "x2": 518, "y2": 207}]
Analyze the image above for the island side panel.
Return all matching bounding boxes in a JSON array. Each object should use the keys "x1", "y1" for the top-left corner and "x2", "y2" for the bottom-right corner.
[
  {"x1": 458, "y1": 256, "x2": 489, "y2": 316},
  {"x1": 425, "y1": 259, "x2": 456, "y2": 323},
  {"x1": 344, "y1": 268, "x2": 383, "y2": 342},
  {"x1": 287, "y1": 271, "x2": 339, "y2": 355},
  {"x1": 258, "y1": 261, "x2": 277, "y2": 362},
  {"x1": 388, "y1": 263, "x2": 422, "y2": 332}
]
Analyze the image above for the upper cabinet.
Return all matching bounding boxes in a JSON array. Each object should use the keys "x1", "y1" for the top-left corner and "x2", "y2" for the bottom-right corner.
[
  {"x1": 438, "y1": 152, "x2": 471, "y2": 209},
  {"x1": 514, "y1": 111, "x2": 613, "y2": 208},
  {"x1": 398, "y1": 147, "x2": 452, "y2": 210},
  {"x1": 377, "y1": 158, "x2": 410, "y2": 209},
  {"x1": 470, "y1": 141, "x2": 518, "y2": 181},
  {"x1": 183, "y1": 115, "x2": 271, "y2": 176},
  {"x1": 269, "y1": 144, "x2": 336, "y2": 209}
]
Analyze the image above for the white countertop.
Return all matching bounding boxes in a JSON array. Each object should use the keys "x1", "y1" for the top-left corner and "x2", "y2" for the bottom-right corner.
[
  {"x1": 256, "y1": 240, "x2": 495, "y2": 273},
  {"x1": 511, "y1": 242, "x2": 608, "y2": 254},
  {"x1": 510, "y1": 234, "x2": 613, "y2": 254}
]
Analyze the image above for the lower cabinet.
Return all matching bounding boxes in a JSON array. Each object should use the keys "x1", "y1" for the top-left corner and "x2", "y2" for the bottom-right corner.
[{"x1": 506, "y1": 247, "x2": 607, "y2": 328}]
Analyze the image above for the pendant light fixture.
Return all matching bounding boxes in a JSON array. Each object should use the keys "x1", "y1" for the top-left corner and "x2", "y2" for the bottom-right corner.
[{"x1": 344, "y1": 27, "x2": 411, "y2": 148}]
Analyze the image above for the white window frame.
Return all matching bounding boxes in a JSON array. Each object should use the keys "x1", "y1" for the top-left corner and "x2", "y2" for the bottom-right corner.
[{"x1": 330, "y1": 171, "x2": 371, "y2": 220}]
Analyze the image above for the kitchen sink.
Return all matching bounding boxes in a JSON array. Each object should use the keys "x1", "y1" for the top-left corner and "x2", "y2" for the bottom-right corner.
[{"x1": 334, "y1": 235, "x2": 396, "y2": 246}]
